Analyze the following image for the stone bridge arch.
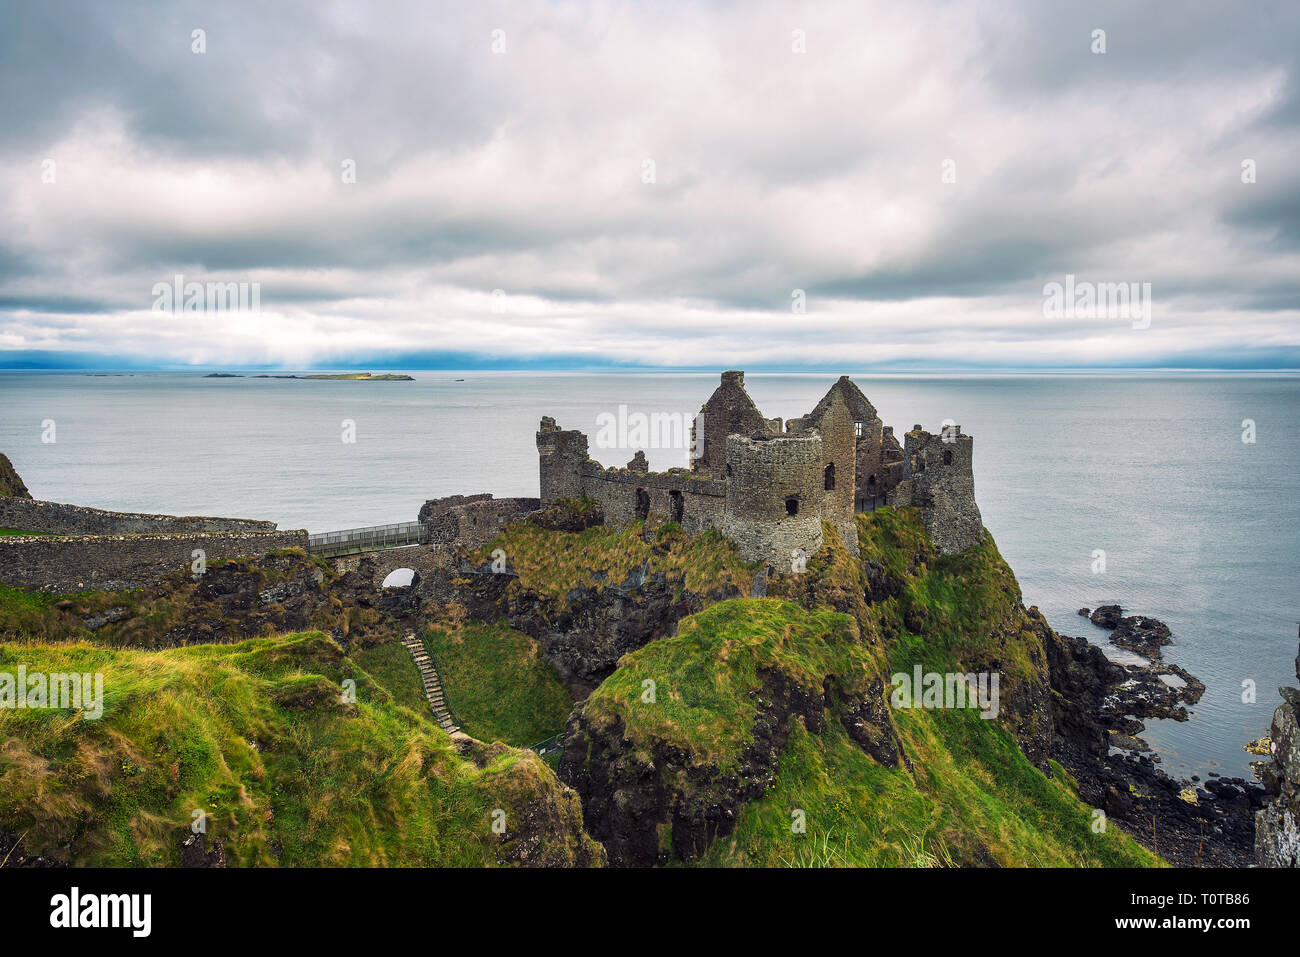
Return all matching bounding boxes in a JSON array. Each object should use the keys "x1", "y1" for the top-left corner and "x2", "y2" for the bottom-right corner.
[{"x1": 330, "y1": 545, "x2": 454, "y2": 592}]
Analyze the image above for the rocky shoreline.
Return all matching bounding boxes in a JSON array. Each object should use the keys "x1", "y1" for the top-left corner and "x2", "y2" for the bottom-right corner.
[{"x1": 1050, "y1": 604, "x2": 1264, "y2": 866}]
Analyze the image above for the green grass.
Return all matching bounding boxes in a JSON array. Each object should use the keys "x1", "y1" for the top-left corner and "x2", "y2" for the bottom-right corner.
[
  {"x1": 583, "y1": 599, "x2": 869, "y2": 772},
  {"x1": 350, "y1": 638, "x2": 433, "y2": 717},
  {"x1": 0, "y1": 631, "x2": 601, "y2": 866},
  {"x1": 697, "y1": 703, "x2": 1158, "y2": 867},
  {"x1": 0, "y1": 528, "x2": 53, "y2": 536},
  {"x1": 573, "y1": 510, "x2": 1163, "y2": 868},
  {"x1": 468, "y1": 520, "x2": 757, "y2": 604},
  {"x1": 424, "y1": 618, "x2": 573, "y2": 747}
]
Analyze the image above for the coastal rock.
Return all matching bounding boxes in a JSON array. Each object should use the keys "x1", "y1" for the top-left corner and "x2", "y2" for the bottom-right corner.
[
  {"x1": 1256, "y1": 663, "x2": 1300, "y2": 867},
  {"x1": 82, "y1": 605, "x2": 131, "y2": 631},
  {"x1": 1110, "y1": 615, "x2": 1173, "y2": 660},
  {"x1": 1044, "y1": 618, "x2": 1260, "y2": 865},
  {"x1": 0, "y1": 453, "x2": 32, "y2": 499},
  {"x1": 1089, "y1": 604, "x2": 1123, "y2": 629}
]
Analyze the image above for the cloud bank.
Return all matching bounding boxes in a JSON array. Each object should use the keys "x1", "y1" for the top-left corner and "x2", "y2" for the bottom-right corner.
[{"x1": 1, "y1": 0, "x2": 1298, "y2": 369}]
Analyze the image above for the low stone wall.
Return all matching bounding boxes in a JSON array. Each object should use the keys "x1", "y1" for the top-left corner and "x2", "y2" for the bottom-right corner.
[
  {"x1": 0, "y1": 497, "x2": 277, "y2": 536},
  {"x1": 0, "y1": 529, "x2": 308, "y2": 593}
]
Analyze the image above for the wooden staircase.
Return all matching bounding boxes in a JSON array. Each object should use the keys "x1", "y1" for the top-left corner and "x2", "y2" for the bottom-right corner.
[{"x1": 401, "y1": 633, "x2": 460, "y2": 734}]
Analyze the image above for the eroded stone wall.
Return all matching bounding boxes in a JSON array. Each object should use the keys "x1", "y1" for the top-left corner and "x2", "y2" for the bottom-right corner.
[
  {"x1": 889, "y1": 424, "x2": 984, "y2": 555},
  {"x1": 0, "y1": 529, "x2": 307, "y2": 593},
  {"x1": 0, "y1": 497, "x2": 277, "y2": 536},
  {"x1": 691, "y1": 370, "x2": 772, "y2": 479},
  {"x1": 722, "y1": 432, "x2": 825, "y2": 569},
  {"x1": 419, "y1": 494, "x2": 540, "y2": 550}
]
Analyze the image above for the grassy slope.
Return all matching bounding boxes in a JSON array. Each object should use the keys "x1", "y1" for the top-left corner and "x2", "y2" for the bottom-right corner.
[
  {"x1": 424, "y1": 618, "x2": 573, "y2": 748},
  {"x1": 0, "y1": 631, "x2": 599, "y2": 866},
  {"x1": 469, "y1": 520, "x2": 758, "y2": 603},
  {"x1": 577, "y1": 509, "x2": 1162, "y2": 868}
]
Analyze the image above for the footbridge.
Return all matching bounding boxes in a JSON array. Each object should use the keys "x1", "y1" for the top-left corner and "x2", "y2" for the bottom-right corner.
[{"x1": 307, "y1": 521, "x2": 427, "y2": 558}]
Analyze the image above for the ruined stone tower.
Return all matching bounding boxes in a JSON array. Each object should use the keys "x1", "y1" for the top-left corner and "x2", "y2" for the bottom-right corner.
[
  {"x1": 889, "y1": 423, "x2": 983, "y2": 554},
  {"x1": 537, "y1": 416, "x2": 590, "y2": 503},
  {"x1": 721, "y1": 431, "x2": 827, "y2": 570}
]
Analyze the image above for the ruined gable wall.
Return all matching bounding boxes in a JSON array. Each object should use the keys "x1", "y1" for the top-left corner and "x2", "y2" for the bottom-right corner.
[
  {"x1": 799, "y1": 391, "x2": 859, "y2": 556},
  {"x1": 537, "y1": 417, "x2": 591, "y2": 503},
  {"x1": 692, "y1": 370, "x2": 772, "y2": 478}
]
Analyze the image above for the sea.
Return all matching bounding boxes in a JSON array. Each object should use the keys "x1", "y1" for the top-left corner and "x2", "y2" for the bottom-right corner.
[{"x1": 1, "y1": 370, "x2": 1296, "y2": 780}]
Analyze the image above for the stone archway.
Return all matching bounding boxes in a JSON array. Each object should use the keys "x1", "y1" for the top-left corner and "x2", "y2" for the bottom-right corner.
[{"x1": 381, "y1": 567, "x2": 419, "y2": 589}]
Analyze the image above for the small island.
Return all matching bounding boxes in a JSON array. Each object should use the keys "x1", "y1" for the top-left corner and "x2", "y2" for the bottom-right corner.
[{"x1": 204, "y1": 372, "x2": 414, "y2": 381}]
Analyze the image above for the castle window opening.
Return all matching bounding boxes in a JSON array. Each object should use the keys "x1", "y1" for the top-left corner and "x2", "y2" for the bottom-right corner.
[
  {"x1": 669, "y1": 489, "x2": 684, "y2": 522},
  {"x1": 867, "y1": 474, "x2": 876, "y2": 489},
  {"x1": 943, "y1": 450, "x2": 953, "y2": 466},
  {"x1": 635, "y1": 487, "x2": 650, "y2": 520},
  {"x1": 785, "y1": 496, "x2": 799, "y2": 516},
  {"x1": 854, "y1": 421, "x2": 863, "y2": 438},
  {"x1": 824, "y1": 463, "x2": 835, "y2": 490}
]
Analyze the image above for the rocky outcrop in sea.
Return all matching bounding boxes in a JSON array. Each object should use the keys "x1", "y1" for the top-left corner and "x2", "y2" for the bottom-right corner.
[{"x1": 1255, "y1": 642, "x2": 1300, "y2": 867}]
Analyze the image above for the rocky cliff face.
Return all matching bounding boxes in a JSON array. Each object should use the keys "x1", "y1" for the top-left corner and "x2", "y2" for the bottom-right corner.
[
  {"x1": 439, "y1": 559, "x2": 742, "y2": 697},
  {"x1": 1256, "y1": 643, "x2": 1300, "y2": 867},
  {"x1": 555, "y1": 599, "x2": 903, "y2": 867},
  {"x1": 0, "y1": 453, "x2": 32, "y2": 499}
]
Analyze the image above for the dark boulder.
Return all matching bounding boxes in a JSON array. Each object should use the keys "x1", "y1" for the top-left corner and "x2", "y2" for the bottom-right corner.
[{"x1": 1089, "y1": 604, "x2": 1123, "y2": 629}]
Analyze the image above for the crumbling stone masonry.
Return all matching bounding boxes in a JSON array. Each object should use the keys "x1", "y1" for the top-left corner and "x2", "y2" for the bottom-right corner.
[
  {"x1": 418, "y1": 494, "x2": 541, "y2": 551},
  {"x1": 0, "y1": 529, "x2": 307, "y2": 593},
  {"x1": 889, "y1": 423, "x2": 985, "y2": 555},
  {"x1": 0, "y1": 497, "x2": 277, "y2": 536},
  {"x1": 537, "y1": 371, "x2": 981, "y2": 567}
]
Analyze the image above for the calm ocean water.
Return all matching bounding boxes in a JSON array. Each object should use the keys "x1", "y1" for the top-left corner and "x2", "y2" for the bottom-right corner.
[{"x1": 1, "y1": 370, "x2": 1297, "y2": 779}]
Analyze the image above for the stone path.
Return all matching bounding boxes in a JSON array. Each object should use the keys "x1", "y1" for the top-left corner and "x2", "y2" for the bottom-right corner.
[{"x1": 401, "y1": 633, "x2": 460, "y2": 734}]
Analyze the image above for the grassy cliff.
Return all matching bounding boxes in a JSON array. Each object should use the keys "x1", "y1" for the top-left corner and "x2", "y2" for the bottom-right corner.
[
  {"x1": 0, "y1": 630, "x2": 602, "y2": 866},
  {"x1": 559, "y1": 508, "x2": 1162, "y2": 867}
]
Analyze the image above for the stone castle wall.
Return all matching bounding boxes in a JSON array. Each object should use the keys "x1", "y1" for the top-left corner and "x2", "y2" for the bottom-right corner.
[
  {"x1": 721, "y1": 432, "x2": 826, "y2": 568},
  {"x1": 889, "y1": 424, "x2": 984, "y2": 555},
  {"x1": 419, "y1": 494, "x2": 541, "y2": 550},
  {"x1": 531, "y1": 371, "x2": 986, "y2": 566},
  {"x1": 0, "y1": 529, "x2": 307, "y2": 593},
  {"x1": 0, "y1": 497, "x2": 277, "y2": 536}
]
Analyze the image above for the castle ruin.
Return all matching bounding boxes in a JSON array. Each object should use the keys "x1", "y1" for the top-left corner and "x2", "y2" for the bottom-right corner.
[{"x1": 536, "y1": 371, "x2": 983, "y2": 568}]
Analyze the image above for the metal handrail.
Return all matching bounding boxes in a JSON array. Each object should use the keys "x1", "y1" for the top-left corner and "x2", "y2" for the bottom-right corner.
[{"x1": 307, "y1": 521, "x2": 427, "y2": 556}]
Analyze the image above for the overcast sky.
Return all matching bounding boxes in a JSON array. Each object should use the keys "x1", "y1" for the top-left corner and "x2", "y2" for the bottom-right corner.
[{"x1": 1, "y1": 0, "x2": 1298, "y2": 370}]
